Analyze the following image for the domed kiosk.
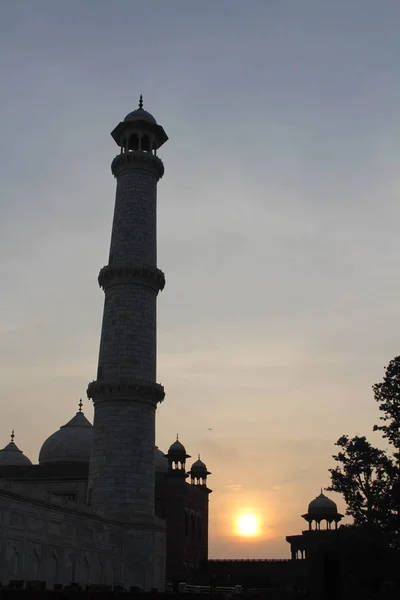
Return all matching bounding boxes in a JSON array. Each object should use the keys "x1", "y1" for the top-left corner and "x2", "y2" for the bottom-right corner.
[
  {"x1": 286, "y1": 490, "x2": 344, "y2": 563},
  {"x1": 0, "y1": 430, "x2": 32, "y2": 466},
  {"x1": 188, "y1": 455, "x2": 211, "y2": 486},
  {"x1": 111, "y1": 95, "x2": 168, "y2": 155},
  {"x1": 166, "y1": 436, "x2": 190, "y2": 474},
  {"x1": 39, "y1": 400, "x2": 93, "y2": 465},
  {"x1": 302, "y1": 491, "x2": 344, "y2": 531}
]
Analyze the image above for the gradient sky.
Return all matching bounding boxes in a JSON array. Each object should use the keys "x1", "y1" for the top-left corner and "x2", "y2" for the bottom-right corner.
[{"x1": 1, "y1": 0, "x2": 400, "y2": 559}]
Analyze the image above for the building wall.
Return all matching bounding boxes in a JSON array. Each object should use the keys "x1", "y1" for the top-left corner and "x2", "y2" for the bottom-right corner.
[
  {"x1": 182, "y1": 485, "x2": 209, "y2": 572},
  {"x1": 203, "y1": 559, "x2": 300, "y2": 590},
  {"x1": 0, "y1": 464, "x2": 89, "y2": 504},
  {"x1": 0, "y1": 479, "x2": 165, "y2": 590},
  {"x1": 1, "y1": 461, "x2": 209, "y2": 587},
  {"x1": 287, "y1": 527, "x2": 398, "y2": 598},
  {"x1": 156, "y1": 474, "x2": 210, "y2": 583},
  {"x1": 7, "y1": 480, "x2": 88, "y2": 504}
]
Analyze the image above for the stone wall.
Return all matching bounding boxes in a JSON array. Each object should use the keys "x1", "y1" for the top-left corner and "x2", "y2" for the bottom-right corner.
[
  {"x1": 109, "y1": 169, "x2": 158, "y2": 266},
  {"x1": 0, "y1": 479, "x2": 166, "y2": 590},
  {"x1": 10, "y1": 479, "x2": 88, "y2": 504},
  {"x1": 97, "y1": 284, "x2": 157, "y2": 382},
  {"x1": 156, "y1": 475, "x2": 210, "y2": 584}
]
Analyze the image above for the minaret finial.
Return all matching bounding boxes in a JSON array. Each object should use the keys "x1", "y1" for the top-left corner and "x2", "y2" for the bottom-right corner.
[
  {"x1": 198, "y1": 453, "x2": 200, "y2": 460},
  {"x1": 139, "y1": 94, "x2": 143, "y2": 109},
  {"x1": 11, "y1": 429, "x2": 15, "y2": 442},
  {"x1": 321, "y1": 487, "x2": 323, "y2": 494},
  {"x1": 176, "y1": 433, "x2": 179, "y2": 441},
  {"x1": 78, "y1": 398, "x2": 83, "y2": 413}
]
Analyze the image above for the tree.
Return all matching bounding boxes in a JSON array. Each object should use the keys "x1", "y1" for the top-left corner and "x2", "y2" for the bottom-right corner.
[
  {"x1": 327, "y1": 435, "x2": 395, "y2": 530},
  {"x1": 327, "y1": 356, "x2": 400, "y2": 548},
  {"x1": 373, "y1": 355, "x2": 400, "y2": 456}
]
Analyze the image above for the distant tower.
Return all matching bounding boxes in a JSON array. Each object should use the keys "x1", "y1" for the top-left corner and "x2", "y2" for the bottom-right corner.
[
  {"x1": 163, "y1": 438, "x2": 211, "y2": 582},
  {"x1": 87, "y1": 97, "x2": 168, "y2": 518}
]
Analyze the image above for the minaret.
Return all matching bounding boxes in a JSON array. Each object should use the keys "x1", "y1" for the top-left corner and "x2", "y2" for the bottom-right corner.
[{"x1": 87, "y1": 97, "x2": 168, "y2": 518}]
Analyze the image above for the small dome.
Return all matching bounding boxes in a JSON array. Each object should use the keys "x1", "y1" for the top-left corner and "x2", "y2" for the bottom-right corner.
[
  {"x1": 124, "y1": 94, "x2": 157, "y2": 125},
  {"x1": 191, "y1": 457, "x2": 208, "y2": 473},
  {"x1": 168, "y1": 438, "x2": 187, "y2": 456},
  {"x1": 124, "y1": 108, "x2": 157, "y2": 125},
  {"x1": 0, "y1": 432, "x2": 32, "y2": 466},
  {"x1": 308, "y1": 492, "x2": 338, "y2": 515},
  {"x1": 39, "y1": 403, "x2": 93, "y2": 465},
  {"x1": 155, "y1": 447, "x2": 168, "y2": 473}
]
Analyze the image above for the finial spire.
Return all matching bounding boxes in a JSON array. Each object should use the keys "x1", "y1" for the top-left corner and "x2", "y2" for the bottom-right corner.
[
  {"x1": 139, "y1": 94, "x2": 143, "y2": 109},
  {"x1": 11, "y1": 428, "x2": 15, "y2": 442},
  {"x1": 176, "y1": 433, "x2": 179, "y2": 441},
  {"x1": 321, "y1": 487, "x2": 323, "y2": 494},
  {"x1": 198, "y1": 453, "x2": 200, "y2": 460},
  {"x1": 78, "y1": 398, "x2": 83, "y2": 413}
]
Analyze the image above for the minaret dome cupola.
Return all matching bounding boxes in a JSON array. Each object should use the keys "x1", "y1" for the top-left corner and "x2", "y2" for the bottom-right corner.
[{"x1": 111, "y1": 95, "x2": 168, "y2": 156}]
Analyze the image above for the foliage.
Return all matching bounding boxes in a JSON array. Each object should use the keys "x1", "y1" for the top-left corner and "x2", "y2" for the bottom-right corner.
[
  {"x1": 327, "y1": 356, "x2": 400, "y2": 551},
  {"x1": 373, "y1": 355, "x2": 400, "y2": 456},
  {"x1": 327, "y1": 435, "x2": 395, "y2": 529}
]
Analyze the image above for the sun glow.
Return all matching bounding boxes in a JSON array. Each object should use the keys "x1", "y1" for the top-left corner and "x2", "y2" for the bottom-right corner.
[{"x1": 237, "y1": 514, "x2": 258, "y2": 537}]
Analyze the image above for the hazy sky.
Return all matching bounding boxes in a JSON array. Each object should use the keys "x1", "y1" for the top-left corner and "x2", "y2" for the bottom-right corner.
[{"x1": 1, "y1": 0, "x2": 400, "y2": 558}]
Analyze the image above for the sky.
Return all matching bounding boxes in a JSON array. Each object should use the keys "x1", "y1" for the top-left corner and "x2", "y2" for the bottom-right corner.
[{"x1": 1, "y1": 0, "x2": 400, "y2": 559}]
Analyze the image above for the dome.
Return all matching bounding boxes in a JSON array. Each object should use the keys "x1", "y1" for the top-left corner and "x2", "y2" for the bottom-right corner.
[
  {"x1": 0, "y1": 432, "x2": 32, "y2": 466},
  {"x1": 124, "y1": 108, "x2": 157, "y2": 125},
  {"x1": 190, "y1": 457, "x2": 208, "y2": 474},
  {"x1": 168, "y1": 438, "x2": 187, "y2": 457},
  {"x1": 123, "y1": 95, "x2": 157, "y2": 125},
  {"x1": 308, "y1": 492, "x2": 338, "y2": 515},
  {"x1": 155, "y1": 447, "x2": 168, "y2": 473},
  {"x1": 39, "y1": 404, "x2": 93, "y2": 465}
]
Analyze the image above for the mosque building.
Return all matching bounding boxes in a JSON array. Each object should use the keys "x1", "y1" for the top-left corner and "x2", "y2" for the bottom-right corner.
[
  {"x1": 0, "y1": 412, "x2": 211, "y2": 586},
  {"x1": 0, "y1": 99, "x2": 210, "y2": 590}
]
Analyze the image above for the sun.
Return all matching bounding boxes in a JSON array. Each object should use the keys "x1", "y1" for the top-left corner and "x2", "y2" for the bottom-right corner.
[{"x1": 237, "y1": 514, "x2": 258, "y2": 537}]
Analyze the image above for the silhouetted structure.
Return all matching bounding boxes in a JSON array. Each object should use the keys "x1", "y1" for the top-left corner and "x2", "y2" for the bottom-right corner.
[
  {"x1": 156, "y1": 441, "x2": 211, "y2": 583},
  {"x1": 0, "y1": 426, "x2": 211, "y2": 586},
  {"x1": 286, "y1": 492, "x2": 400, "y2": 598}
]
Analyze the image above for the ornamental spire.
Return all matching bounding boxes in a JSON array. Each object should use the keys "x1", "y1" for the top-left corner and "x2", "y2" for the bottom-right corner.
[
  {"x1": 78, "y1": 398, "x2": 83, "y2": 413},
  {"x1": 11, "y1": 428, "x2": 15, "y2": 442},
  {"x1": 139, "y1": 94, "x2": 143, "y2": 109}
]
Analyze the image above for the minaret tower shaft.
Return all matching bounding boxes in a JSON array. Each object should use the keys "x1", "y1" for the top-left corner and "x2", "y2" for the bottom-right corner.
[{"x1": 87, "y1": 98, "x2": 168, "y2": 518}]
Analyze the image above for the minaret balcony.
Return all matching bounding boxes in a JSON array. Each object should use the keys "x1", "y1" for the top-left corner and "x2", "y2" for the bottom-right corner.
[
  {"x1": 111, "y1": 152, "x2": 164, "y2": 179},
  {"x1": 87, "y1": 379, "x2": 165, "y2": 406},
  {"x1": 98, "y1": 264, "x2": 165, "y2": 293}
]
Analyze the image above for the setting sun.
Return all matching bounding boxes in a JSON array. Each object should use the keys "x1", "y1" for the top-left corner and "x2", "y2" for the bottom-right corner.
[{"x1": 237, "y1": 514, "x2": 258, "y2": 537}]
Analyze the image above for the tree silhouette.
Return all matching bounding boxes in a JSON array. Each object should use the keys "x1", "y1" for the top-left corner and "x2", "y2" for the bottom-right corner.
[
  {"x1": 327, "y1": 435, "x2": 394, "y2": 529},
  {"x1": 328, "y1": 356, "x2": 400, "y2": 548},
  {"x1": 373, "y1": 356, "x2": 400, "y2": 456}
]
